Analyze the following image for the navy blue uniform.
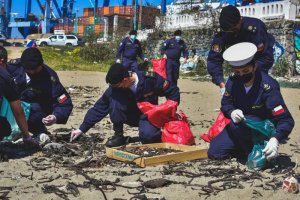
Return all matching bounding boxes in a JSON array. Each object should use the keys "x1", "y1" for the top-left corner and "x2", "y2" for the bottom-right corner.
[
  {"x1": 7, "y1": 64, "x2": 73, "y2": 134},
  {"x1": 161, "y1": 38, "x2": 189, "y2": 85},
  {"x1": 207, "y1": 17, "x2": 275, "y2": 85},
  {"x1": 208, "y1": 71, "x2": 294, "y2": 159},
  {"x1": 0, "y1": 67, "x2": 20, "y2": 139},
  {"x1": 116, "y1": 37, "x2": 145, "y2": 72},
  {"x1": 79, "y1": 71, "x2": 180, "y2": 144}
]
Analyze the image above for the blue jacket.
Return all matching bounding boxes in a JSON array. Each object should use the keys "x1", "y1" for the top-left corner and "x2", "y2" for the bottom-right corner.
[
  {"x1": 116, "y1": 37, "x2": 145, "y2": 60},
  {"x1": 0, "y1": 67, "x2": 20, "y2": 103},
  {"x1": 207, "y1": 17, "x2": 275, "y2": 85},
  {"x1": 221, "y1": 71, "x2": 294, "y2": 142},
  {"x1": 161, "y1": 37, "x2": 189, "y2": 60},
  {"x1": 79, "y1": 71, "x2": 180, "y2": 133},
  {"x1": 6, "y1": 64, "x2": 73, "y2": 124}
]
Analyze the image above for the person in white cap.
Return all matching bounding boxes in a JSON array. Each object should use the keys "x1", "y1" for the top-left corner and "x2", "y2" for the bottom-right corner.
[{"x1": 208, "y1": 42, "x2": 294, "y2": 161}]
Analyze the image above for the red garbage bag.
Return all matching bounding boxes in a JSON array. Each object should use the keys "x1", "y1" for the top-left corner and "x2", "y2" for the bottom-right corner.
[
  {"x1": 200, "y1": 112, "x2": 231, "y2": 143},
  {"x1": 152, "y1": 58, "x2": 167, "y2": 79},
  {"x1": 162, "y1": 112, "x2": 195, "y2": 145},
  {"x1": 137, "y1": 100, "x2": 178, "y2": 128}
]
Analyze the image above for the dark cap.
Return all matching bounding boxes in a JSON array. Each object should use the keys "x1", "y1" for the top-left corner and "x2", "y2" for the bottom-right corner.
[
  {"x1": 106, "y1": 63, "x2": 129, "y2": 85},
  {"x1": 174, "y1": 29, "x2": 182, "y2": 36},
  {"x1": 21, "y1": 47, "x2": 43, "y2": 69},
  {"x1": 129, "y1": 30, "x2": 137, "y2": 35},
  {"x1": 219, "y1": 5, "x2": 241, "y2": 31}
]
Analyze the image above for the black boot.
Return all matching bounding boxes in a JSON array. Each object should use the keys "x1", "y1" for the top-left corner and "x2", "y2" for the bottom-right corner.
[{"x1": 105, "y1": 134, "x2": 127, "y2": 147}]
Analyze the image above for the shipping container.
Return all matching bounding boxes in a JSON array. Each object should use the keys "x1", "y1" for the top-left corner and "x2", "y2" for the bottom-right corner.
[
  {"x1": 88, "y1": 16, "x2": 94, "y2": 25},
  {"x1": 103, "y1": 7, "x2": 110, "y2": 15},
  {"x1": 78, "y1": 17, "x2": 90, "y2": 25},
  {"x1": 95, "y1": 24, "x2": 104, "y2": 34},
  {"x1": 109, "y1": 7, "x2": 114, "y2": 15},
  {"x1": 97, "y1": 7, "x2": 103, "y2": 16},
  {"x1": 78, "y1": 25, "x2": 84, "y2": 34},
  {"x1": 114, "y1": 6, "x2": 120, "y2": 14},
  {"x1": 119, "y1": 6, "x2": 125, "y2": 15},
  {"x1": 84, "y1": 8, "x2": 94, "y2": 17}
]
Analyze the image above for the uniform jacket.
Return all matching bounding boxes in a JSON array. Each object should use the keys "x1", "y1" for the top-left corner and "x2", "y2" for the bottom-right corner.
[
  {"x1": 6, "y1": 64, "x2": 73, "y2": 124},
  {"x1": 116, "y1": 37, "x2": 145, "y2": 60},
  {"x1": 161, "y1": 37, "x2": 189, "y2": 60},
  {"x1": 79, "y1": 71, "x2": 180, "y2": 133},
  {"x1": 207, "y1": 17, "x2": 275, "y2": 85},
  {"x1": 221, "y1": 71, "x2": 294, "y2": 141}
]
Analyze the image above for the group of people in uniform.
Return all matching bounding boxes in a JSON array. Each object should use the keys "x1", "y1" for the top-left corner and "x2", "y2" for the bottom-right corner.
[{"x1": 0, "y1": 5, "x2": 295, "y2": 163}]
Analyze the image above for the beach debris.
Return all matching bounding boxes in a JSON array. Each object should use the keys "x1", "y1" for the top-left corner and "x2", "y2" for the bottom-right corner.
[{"x1": 282, "y1": 176, "x2": 299, "y2": 193}]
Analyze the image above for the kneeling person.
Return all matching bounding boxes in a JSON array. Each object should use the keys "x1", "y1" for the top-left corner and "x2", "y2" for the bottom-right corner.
[
  {"x1": 208, "y1": 42, "x2": 294, "y2": 160},
  {"x1": 70, "y1": 63, "x2": 180, "y2": 147},
  {"x1": 7, "y1": 48, "x2": 73, "y2": 134}
]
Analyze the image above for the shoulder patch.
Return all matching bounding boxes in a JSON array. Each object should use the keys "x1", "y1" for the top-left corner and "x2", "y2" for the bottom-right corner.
[
  {"x1": 162, "y1": 80, "x2": 170, "y2": 91},
  {"x1": 51, "y1": 76, "x2": 57, "y2": 83},
  {"x1": 272, "y1": 105, "x2": 285, "y2": 116},
  {"x1": 57, "y1": 94, "x2": 67, "y2": 103},
  {"x1": 263, "y1": 83, "x2": 271, "y2": 91},
  {"x1": 257, "y1": 43, "x2": 264, "y2": 52},
  {"x1": 211, "y1": 44, "x2": 222, "y2": 53},
  {"x1": 247, "y1": 25, "x2": 257, "y2": 33}
]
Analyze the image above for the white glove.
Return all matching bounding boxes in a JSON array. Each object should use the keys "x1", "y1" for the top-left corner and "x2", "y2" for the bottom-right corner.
[
  {"x1": 163, "y1": 54, "x2": 167, "y2": 59},
  {"x1": 220, "y1": 87, "x2": 226, "y2": 96},
  {"x1": 263, "y1": 137, "x2": 279, "y2": 160},
  {"x1": 230, "y1": 109, "x2": 245, "y2": 123},
  {"x1": 144, "y1": 58, "x2": 148, "y2": 62},
  {"x1": 70, "y1": 129, "x2": 83, "y2": 142},
  {"x1": 116, "y1": 59, "x2": 121, "y2": 63},
  {"x1": 35, "y1": 133, "x2": 51, "y2": 146},
  {"x1": 42, "y1": 115, "x2": 57, "y2": 126}
]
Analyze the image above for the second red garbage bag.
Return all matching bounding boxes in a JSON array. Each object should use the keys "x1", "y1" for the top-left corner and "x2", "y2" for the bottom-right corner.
[
  {"x1": 137, "y1": 100, "x2": 178, "y2": 128},
  {"x1": 200, "y1": 112, "x2": 231, "y2": 143},
  {"x1": 162, "y1": 112, "x2": 195, "y2": 145},
  {"x1": 152, "y1": 58, "x2": 167, "y2": 79}
]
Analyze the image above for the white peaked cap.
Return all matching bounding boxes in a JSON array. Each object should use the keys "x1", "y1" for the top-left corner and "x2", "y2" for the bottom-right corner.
[{"x1": 223, "y1": 42, "x2": 257, "y2": 67}]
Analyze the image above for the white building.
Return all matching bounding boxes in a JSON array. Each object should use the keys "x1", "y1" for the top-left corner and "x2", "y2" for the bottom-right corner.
[{"x1": 157, "y1": 0, "x2": 300, "y2": 31}]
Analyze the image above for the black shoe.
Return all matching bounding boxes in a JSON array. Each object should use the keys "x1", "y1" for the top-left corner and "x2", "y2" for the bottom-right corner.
[{"x1": 105, "y1": 135, "x2": 127, "y2": 147}]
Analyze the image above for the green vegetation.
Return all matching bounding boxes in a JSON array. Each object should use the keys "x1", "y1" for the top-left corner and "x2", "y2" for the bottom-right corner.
[
  {"x1": 273, "y1": 57, "x2": 289, "y2": 77},
  {"x1": 40, "y1": 46, "x2": 113, "y2": 71}
]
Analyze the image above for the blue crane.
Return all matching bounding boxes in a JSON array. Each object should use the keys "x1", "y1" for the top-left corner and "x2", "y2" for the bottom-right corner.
[{"x1": 0, "y1": 0, "x2": 76, "y2": 38}]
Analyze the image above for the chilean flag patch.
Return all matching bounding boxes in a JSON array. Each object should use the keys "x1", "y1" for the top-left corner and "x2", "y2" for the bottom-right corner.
[
  {"x1": 272, "y1": 105, "x2": 285, "y2": 116},
  {"x1": 58, "y1": 94, "x2": 67, "y2": 103},
  {"x1": 257, "y1": 43, "x2": 264, "y2": 52}
]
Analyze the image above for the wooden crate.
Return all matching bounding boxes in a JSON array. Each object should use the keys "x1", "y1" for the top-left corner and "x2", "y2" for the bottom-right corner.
[{"x1": 106, "y1": 143, "x2": 208, "y2": 168}]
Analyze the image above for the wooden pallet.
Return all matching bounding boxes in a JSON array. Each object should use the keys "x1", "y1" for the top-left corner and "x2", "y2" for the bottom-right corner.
[{"x1": 106, "y1": 143, "x2": 208, "y2": 168}]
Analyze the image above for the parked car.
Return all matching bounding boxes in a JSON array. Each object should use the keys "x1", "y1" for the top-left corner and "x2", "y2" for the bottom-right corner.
[{"x1": 36, "y1": 34, "x2": 79, "y2": 47}]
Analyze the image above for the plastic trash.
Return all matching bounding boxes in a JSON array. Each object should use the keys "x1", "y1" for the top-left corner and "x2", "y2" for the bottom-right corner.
[
  {"x1": 245, "y1": 118, "x2": 276, "y2": 170},
  {"x1": 0, "y1": 97, "x2": 31, "y2": 141}
]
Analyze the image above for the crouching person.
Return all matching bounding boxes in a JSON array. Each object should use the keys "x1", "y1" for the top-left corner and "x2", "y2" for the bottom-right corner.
[
  {"x1": 208, "y1": 42, "x2": 294, "y2": 161},
  {"x1": 70, "y1": 63, "x2": 180, "y2": 147},
  {"x1": 7, "y1": 48, "x2": 73, "y2": 136},
  {"x1": 0, "y1": 47, "x2": 33, "y2": 143}
]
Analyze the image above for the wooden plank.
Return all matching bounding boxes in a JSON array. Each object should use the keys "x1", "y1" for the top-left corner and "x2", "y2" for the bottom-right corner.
[
  {"x1": 106, "y1": 143, "x2": 208, "y2": 168},
  {"x1": 143, "y1": 149, "x2": 208, "y2": 167}
]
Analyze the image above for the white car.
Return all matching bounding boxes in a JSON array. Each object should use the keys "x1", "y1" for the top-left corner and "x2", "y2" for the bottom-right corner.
[{"x1": 36, "y1": 34, "x2": 79, "y2": 47}]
